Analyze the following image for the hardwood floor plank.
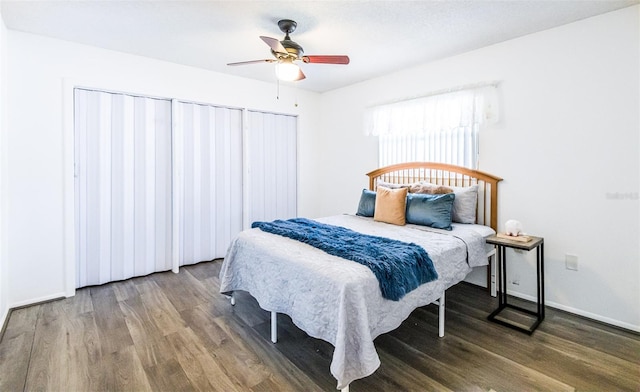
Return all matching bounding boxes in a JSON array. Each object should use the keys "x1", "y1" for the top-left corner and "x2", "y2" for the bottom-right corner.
[
  {"x1": 144, "y1": 357, "x2": 197, "y2": 392},
  {"x1": 213, "y1": 314, "x2": 325, "y2": 391},
  {"x1": 108, "y1": 345, "x2": 153, "y2": 392},
  {"x1": 440, "y1": 302, "x2": 638, "y2": 391},
  {"x1": 249, "y1": 376, "x2": 288, "y2": 392},
  {"x1": 226, "y1": 290, "x2": 271, "y2": 327},
  {"x1": 356, "y1": 349, "x2": 454, "y2": 392},
  {"x1": 180, "y1": 304, "x2": 233, "y2": 348},
  {"x1": 536, "y1": 330, "x2": 640, "y2": 391},
  {"x1": 539, "y1": 311, "x2": 640, "y2": 363},
  {"x1": 210, "y1": 315, "x2": 280, "y2": 388},
  {"x1": 374, "y1": 333, "x2": 482, "y2": 391},
  {"x1": 90, "y1": 284, "x2": 134, "y2": 354},
  {"x1": 138, "y1": 280, "x2": 188, "y2": 336},
  {"x1": 165, "y1": 327, "x2": 244, "y2": 392},
  {"x1": 0, "y1": 305, "x2": 40, "y2": 391},
  {"x1": 0, "y1": 332, "x2": 32, "y2": 391},
  {"x1": 119, "y1": 295, "x2": 177, "y2": 369},
  {"x1": 254, "y1": 316, "x2": 336, "y2": 390},
  {"x1": 446, "y1": 281, "x2": 499, "y2": 311},
  {"x1": 3, "y1": 261, "x2": 639, "y2": 392},
  {"x1": 112, "y1": 279, "x2": 141, "y2": 302},
  {"x1": 185, "y1": 259, "x2": 222, "y2": 281},
  {"x1": 63, "y1": 311, "x2": 105, "y2": 392},
  {"x1": 223, "y1": 315, "x2": 326, "y2": 392},
  {"x1": 1, "y1": 305, "x2": 41, "y2": 341},
  {"x1": 392, "y1": 309, "x2": 576, "y2": 391},
  {"x1": 152, "y1": 268, "x2": 214, "y2": 312},
  {"x1": 179, "y1": 302, "x2": 322, "y2": 391},
  {"x1": 59, "y1": 288, "x2": 94, "y2": 316},
  {"x1": 22, "y1": 301, "x2": 94, "y2": 390},
  {"x1": 22, "y1": 302, "x2": 65, "y2": 391},
  {"x1": 182, "y1": 286, "x2": 235, "y2": 322}
]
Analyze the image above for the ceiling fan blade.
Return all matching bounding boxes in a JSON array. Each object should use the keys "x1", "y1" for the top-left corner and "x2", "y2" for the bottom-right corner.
[
  {"x1": 294, "y1": 67, "x2": 306, "y2": 81},
  {"x1": 302, "y1": 55, "x2": 350, "y2": 65},
  {"x1": 260, "y1": 36, "x2": 287, "y2": 54},
  {"x1": 227, "y1": 59, "x2": 276, "y2": 66}
]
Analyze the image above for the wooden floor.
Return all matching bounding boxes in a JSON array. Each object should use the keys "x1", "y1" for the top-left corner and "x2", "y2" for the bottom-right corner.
[{"x1": 1, "y1": 260, "x2": 638, "y2": 392}]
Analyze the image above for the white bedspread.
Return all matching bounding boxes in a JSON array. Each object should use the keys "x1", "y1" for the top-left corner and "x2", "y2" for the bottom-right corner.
[{"x1": 219, "y1": 214, "x2": 491, "y2": 389}]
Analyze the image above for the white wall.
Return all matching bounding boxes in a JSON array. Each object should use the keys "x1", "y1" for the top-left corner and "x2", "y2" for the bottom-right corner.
[
  {"x1": 316, "y1": 6, "x2": 640, "y2": 331},
  {"x1": 3, "y1": 6, "x2": 638, "y2": 333},
  {"x1": 0, "y1": 10, "x2": 8, "y2": 330},
  {"x1": 4, "y1": 30, "x2": 322, "y2": 307}
]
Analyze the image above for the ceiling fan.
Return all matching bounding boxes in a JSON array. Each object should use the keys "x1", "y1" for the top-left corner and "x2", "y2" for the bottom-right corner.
[{"x1": 227, "y1": 19, "x2": 350, "y2": 82}]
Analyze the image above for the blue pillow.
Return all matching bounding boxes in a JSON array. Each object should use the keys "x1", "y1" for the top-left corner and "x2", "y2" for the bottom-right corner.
[
  {"x1": 405, "y1": 193, "x2": 455, "y2": 230},
  {"x1": 356, "y1": 189, "x2": 376, "y2": 217}
]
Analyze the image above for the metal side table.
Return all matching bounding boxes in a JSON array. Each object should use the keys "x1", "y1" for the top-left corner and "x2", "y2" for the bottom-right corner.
[{"x1": 486, "y1": 235, "x2": 545, "y2": 334}]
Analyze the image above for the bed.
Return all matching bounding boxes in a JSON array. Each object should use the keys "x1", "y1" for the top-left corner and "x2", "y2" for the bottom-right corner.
[{"x1": 219, "y1": 162, "x2": 502, "y2": 390}]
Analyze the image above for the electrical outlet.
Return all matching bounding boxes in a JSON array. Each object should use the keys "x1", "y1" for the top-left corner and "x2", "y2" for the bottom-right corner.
[{"x1": 565, "y1": 254, "x2": 578, "y2": 271}]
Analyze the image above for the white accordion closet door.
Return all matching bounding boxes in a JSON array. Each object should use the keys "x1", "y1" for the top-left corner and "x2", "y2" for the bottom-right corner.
[
  {"x1": 75, "y1": 92, "x2": 294, "y2": 285},
  {"x1": 173, "y1": 102, "x2": 243, "y2": 266},
  {"x1": 74, "y1": 89, "x2": 173, "y2": 288},
  {"x1": 246, "y1": 111, "x2": 297, "y2": 225}
]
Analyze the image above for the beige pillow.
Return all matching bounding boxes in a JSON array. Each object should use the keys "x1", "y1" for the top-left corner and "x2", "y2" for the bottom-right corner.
[
  {"x1": 409, "y1": 183, "x2": 454, "y2": 195},
  {"x1": 376, "y1": 180, "x2": 410, "y2": 190},
  {"x1": 374, "y1": 186, "x2": 408, "y2": 225}
]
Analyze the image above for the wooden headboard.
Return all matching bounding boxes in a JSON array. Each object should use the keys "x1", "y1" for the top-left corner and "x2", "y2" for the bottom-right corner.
[{"x1": 366, "y1": 162, "x2": 503, "y2": 231}]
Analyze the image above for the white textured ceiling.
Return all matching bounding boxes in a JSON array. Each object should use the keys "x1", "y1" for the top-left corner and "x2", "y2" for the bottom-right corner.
[{"x1": 1, "y1": 0, "x2": 637, "y2": 92}]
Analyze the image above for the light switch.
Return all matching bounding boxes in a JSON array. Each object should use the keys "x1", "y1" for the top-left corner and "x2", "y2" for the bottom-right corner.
[{"x1": 565, "y1": 254, "x2": 578, "y2": 271}]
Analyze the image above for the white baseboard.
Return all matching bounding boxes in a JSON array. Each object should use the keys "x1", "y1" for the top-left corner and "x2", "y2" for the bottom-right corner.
[
  {"x1": 10, "y1": 292, "x2": 67, "y2": 309},
  {"x1": 507, "y1": 290, "x2": 640, "y2": 333}
]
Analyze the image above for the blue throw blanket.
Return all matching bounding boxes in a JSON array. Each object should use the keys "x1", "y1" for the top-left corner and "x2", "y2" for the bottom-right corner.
[{"x1": 251, "y1": 218, "x2": 438, "y2": 301}]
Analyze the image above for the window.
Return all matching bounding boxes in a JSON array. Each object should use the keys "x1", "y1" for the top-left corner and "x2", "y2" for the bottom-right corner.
[{"x1": 364, "y1": 85, "x2": 499, "y2": 169}]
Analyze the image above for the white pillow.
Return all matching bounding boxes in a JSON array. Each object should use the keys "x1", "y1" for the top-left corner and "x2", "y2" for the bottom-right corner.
[
  {"x1": 418, "y1": 182, "x2": 478, "y2": 224},
  {"x1": 449, "y1": 184, "x2": 478, "y2": 224}
]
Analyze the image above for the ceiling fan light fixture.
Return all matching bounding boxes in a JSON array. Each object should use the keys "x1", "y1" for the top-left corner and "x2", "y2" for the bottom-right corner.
[
  {"x1": 275, "y1": 58, "x2": 300, "y2": 81},
  {"x1": 228, "y1": 19, "x2": 349, "y2": 82}
]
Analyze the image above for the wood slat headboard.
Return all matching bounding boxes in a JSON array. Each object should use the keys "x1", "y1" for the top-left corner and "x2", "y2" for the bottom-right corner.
[{"x1": 366, "y1": 162, "x2": 503, "y2": 231}]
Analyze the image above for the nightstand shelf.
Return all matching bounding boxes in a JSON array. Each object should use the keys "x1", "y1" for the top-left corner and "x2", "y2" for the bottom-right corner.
[{"x1": 485, "y1": 234, "x2": 545, "y2": 335}]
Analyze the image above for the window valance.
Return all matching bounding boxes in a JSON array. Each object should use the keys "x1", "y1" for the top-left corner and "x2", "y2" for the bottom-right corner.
[{"x1": 364, "y1": 85, "x2": 499, "y2": 136}]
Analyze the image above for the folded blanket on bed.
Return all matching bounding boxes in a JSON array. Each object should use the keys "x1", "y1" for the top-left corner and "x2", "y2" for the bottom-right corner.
[{"x1": 251, "y1": 217, "x2": 438, "y2": 301}]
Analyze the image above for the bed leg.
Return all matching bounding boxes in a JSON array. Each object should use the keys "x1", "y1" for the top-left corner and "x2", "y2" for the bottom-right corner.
[
  {"x1": 438, "y1": 291, "x2": 445, "y2": 338},
  {"x1": 271, "y1": 311, "x2": 277, "y2": 343},
  {"x1": 230, "y1": 292, "x2": 236, "y2": 306}
]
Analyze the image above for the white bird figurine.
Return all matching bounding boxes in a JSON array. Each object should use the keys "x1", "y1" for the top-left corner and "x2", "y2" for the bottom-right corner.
[{"x1": 505, "y1": 220, "x2": 523, "y2": 236}]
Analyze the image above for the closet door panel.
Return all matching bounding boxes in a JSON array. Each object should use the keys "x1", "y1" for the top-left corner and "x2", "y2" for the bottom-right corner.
[
  {"x1": 246, "y1": 111, "x2": 297, "y2": 224},
  {"x1": 175, "y1": 102, "x2": 243, "y2": 266},
  {"x1": 74, "y1": 89, "x2": 172, "y2": 288},
  {"x1": 76, "y1": 91, "x2": 293, "y2": 283}
]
